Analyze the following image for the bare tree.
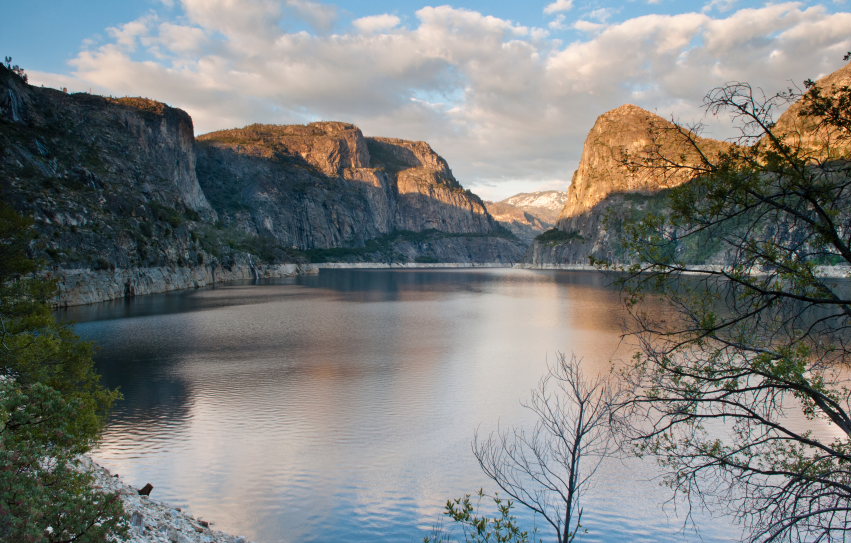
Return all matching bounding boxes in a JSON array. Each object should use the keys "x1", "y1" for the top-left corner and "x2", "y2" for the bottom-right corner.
[
  {"x1": 473, "y1": 353, "x2": 620, "y2": 543},
  {"x1": 617, "y1": 60, "x2": 851, "y2": 542}
]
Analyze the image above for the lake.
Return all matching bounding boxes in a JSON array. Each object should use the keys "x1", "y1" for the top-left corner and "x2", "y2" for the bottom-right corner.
[{"x1": 63, "y1": 268, "x2": 739, "y2": 542}]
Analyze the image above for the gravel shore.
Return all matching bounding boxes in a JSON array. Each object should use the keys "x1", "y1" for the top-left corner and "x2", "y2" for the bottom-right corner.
[{"x1": 81, "y1": 457, "x2": 256, "y2": 543}]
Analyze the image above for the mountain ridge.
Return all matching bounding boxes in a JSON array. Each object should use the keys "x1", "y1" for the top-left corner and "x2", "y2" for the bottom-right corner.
[{"x1": 0, "y1": 64, "x2": 524, "y2": 305}]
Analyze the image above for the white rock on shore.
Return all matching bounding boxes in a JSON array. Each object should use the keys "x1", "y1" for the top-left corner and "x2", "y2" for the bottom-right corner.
[{"x1": 79, "y1": 457, "x2": 255, "y2": 543}]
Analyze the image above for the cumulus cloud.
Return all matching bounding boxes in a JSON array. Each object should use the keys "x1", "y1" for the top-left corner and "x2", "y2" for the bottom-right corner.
[
  {"x1": 353, "y1": 14, "x2": 401, "y2": 33},
  {"x1": 31, "y1": 1, "x2": 851, "y2": 199},
  {"x1": 703, "y1": 0, "x2": 738, "y2": 13},
  {"x1": 547, "y1": 14, "x2": 566, "y2": 30},
  {"x1": 285, "y1": 0, "x2": 339, "y2": 33},
  {"x1": 544, "y1": 0, "x2": 574, "y2": 15}
]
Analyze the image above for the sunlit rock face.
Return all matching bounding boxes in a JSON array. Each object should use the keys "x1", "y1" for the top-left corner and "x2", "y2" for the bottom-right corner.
[
  {"x1": 531, "y1": 61, "x2": 851, "y2": 267},
  {"x1": 770, "y1": 62, "x2": 851, "y2": 160},
  {"x1": 557, "y1": 104, "x2": 731, "y2": 224},
  {"x1": 196, "y1": 123, "x2": 523, "y2": 261}
]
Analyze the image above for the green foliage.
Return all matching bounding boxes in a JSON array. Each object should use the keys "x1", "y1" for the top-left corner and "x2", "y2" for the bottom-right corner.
[
  {"x1": 425, "y1": 491, "x2": 535, "y2": 543},
  {"x1": 534, "y1": 228, "x2": 584, "y2": 245},
  {"x1": 149, "y1": 201, "x2": 184, "y2": 228},
  {"x1": 618, "y1": 66, "x2": 851, "y2": 541},
  {"x1": 305, "y1": 229, "x2": 502, "y2": 263},
  {"x1": 0, "y1": 202, "x2": 126, "y2": 542},
  {"x1": 0, "y1": 382, "x2": 128, "y2": 543}
]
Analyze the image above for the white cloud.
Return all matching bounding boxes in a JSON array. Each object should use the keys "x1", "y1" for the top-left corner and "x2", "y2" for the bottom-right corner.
[
  {"x1": 107, "y1": 16, "x2": 156, "y2": 51},
  {"x1": 703, "y1": 0, "x2": 738, "y2": 13},
  {"x1": 34, "y1": 2, "x2": 851, "y2": 199},
  {"x1": 549, "y1": 14, "x2": 568, "y2": 30},
  {"x1": 587, "y1": 7, "x2": 618, "y2": 23},
  {"x1": 285, "y1": 0, "x2": 338, "y2": 33},
  {"x1": 574, "y1": 20, "x2": 606, "y2": 33},
  {"x1": 544, "y1": 0, "x2": 574, "y2": 15},
  {"x1": 353, "y1": 14, "x2": 401, "y2": 34}
]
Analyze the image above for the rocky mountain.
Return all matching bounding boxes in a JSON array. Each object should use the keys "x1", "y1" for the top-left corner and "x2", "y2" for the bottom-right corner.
[
  {"x1": 485, "y1": 190, "x2": 567, "y2": 242},
  {"x1": 529, "y1": 105, "x2": 731, "y2": 265},
  {"x1": 771, "y1": 62, "x2": 851, "y2": 160},
  {"x1": 530, "y1": 62, "x2": 851, "y2": 267},
  {"x1": 196, "y1": 123, "x2": 523, "y2": 263},
  {"x1": 0, "y1": 64, "x2": 523, "y2": 305},
  {"x1": 501, "y1": 191, "x2": 568, "y2": 224}
]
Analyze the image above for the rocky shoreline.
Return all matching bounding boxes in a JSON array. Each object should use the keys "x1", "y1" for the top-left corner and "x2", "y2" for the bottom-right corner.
[
  {"x1": 81, "y1": 457, "x2": 255, "y2": 543},
  {"x1": 52, "y1": 263, "x2": 317, "y2": 307}
]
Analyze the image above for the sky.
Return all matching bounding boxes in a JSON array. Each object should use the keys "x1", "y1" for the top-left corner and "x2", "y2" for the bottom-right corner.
[{"x1": 2, "y1": 1, "x2": 850, "y2": 200}]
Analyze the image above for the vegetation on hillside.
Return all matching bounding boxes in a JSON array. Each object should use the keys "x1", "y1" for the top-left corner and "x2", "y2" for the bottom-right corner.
[{"x1": 0, "y1": 203, "x2": 127, "y2": 541}]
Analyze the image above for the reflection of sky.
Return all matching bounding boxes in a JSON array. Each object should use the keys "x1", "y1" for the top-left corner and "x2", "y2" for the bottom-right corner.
[{"x1": 82, "y1": 269, "x2": 739, "y2": 542}]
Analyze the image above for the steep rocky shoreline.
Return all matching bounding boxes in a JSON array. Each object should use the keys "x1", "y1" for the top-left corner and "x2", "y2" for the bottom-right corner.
[
  {"x1": 53, "y1": 263, "x2": 315, "y2": 307},
  {"x1": 81, "y1": 457, "x2": 254, "y2": 543}
]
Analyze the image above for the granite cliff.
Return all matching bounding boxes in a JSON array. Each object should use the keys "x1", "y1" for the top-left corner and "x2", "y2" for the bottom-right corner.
[
  {"x1": 0, "y1": 64, "x2": 522, "y2": 305},
  {"x1": 529, "y1": 105, "x2": 731, "y2": 265},
  {"x1": 530, "y1": 62, "x2": 851, "y2": 267},
  {"x1": 196, "y1": 123, "x2": 523, "y2": 263}
]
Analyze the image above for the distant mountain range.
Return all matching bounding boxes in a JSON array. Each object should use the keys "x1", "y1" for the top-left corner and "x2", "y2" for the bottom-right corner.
[{"x1": 485, "y1": 190, "x2": 568, "y2": 242}]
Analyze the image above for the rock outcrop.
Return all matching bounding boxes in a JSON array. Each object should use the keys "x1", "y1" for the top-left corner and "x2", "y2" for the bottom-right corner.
[
  {"x1": 771, "y1": 62, "x2": 851, "y2": 160},
  {"x1": 529, "y1": 105, "x2": 730, "y2": 265},
  {"x1": 196, "y1": 123, "x2": 523, "y2": 262},
  {"x1": 79, "y1": 456, "x2": 254, "y2": 543},
  {"x1": 558, "y1": 104, "x2": 731, "y2": 223},
  {"x1": 531, "y1": 62, "x2": 851, "y2": 267},
  {"x1": 0, "y1": 64, "x2": 524, "y2": 305}
]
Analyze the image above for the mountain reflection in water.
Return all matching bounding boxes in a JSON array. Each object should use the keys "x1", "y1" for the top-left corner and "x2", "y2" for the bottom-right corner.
[{"x1": 62, "y1": 269, "x2": 738, "y2": 543}]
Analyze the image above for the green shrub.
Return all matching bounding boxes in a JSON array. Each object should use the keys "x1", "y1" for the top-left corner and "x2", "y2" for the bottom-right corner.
[
  {"x1": 0, "y1": 203, "x2": 126, "y2": 542},
  {"x1": 535, "y1": 228, "x2": 584, "y2": 244}
]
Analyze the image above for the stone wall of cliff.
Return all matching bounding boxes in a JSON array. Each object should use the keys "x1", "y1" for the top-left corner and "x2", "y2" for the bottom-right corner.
[
  {"x1": 197, "y1": 123, "x2": 524, "y2": 261},
  {"x1": 0, "y1": 65, "x2": 524, "y2": 305},
  {"x1": 0, "y1": 64, "x2": 227, "y2": 279}
]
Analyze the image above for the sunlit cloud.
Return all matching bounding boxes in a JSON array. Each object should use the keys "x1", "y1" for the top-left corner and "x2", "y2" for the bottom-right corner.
[{"x1": 27, "y1": 1, "x2": 851, "y2": 200}]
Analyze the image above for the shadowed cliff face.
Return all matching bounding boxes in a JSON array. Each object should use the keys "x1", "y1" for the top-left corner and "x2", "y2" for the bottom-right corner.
[
  {"x1": 196, "y1": 122, "x2": 519, "y2": 260},
  {"x1": 0, "y1": 64, "x2": 218, "y2": 272}
]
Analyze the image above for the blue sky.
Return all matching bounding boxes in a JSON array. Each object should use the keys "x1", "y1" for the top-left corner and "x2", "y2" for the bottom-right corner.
[{"x1": 2, "y1": 0, "x2": 850, "y2": 199}]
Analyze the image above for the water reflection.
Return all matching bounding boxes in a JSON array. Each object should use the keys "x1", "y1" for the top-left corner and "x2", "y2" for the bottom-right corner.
[{"x1": 67, "y1": 269, "x2": 737, "y2": 542}]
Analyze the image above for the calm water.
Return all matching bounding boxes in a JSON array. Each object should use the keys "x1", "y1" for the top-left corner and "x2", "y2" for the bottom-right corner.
[{"x1": 64, "y1": 269, "x2": 740, "y2": 542}]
